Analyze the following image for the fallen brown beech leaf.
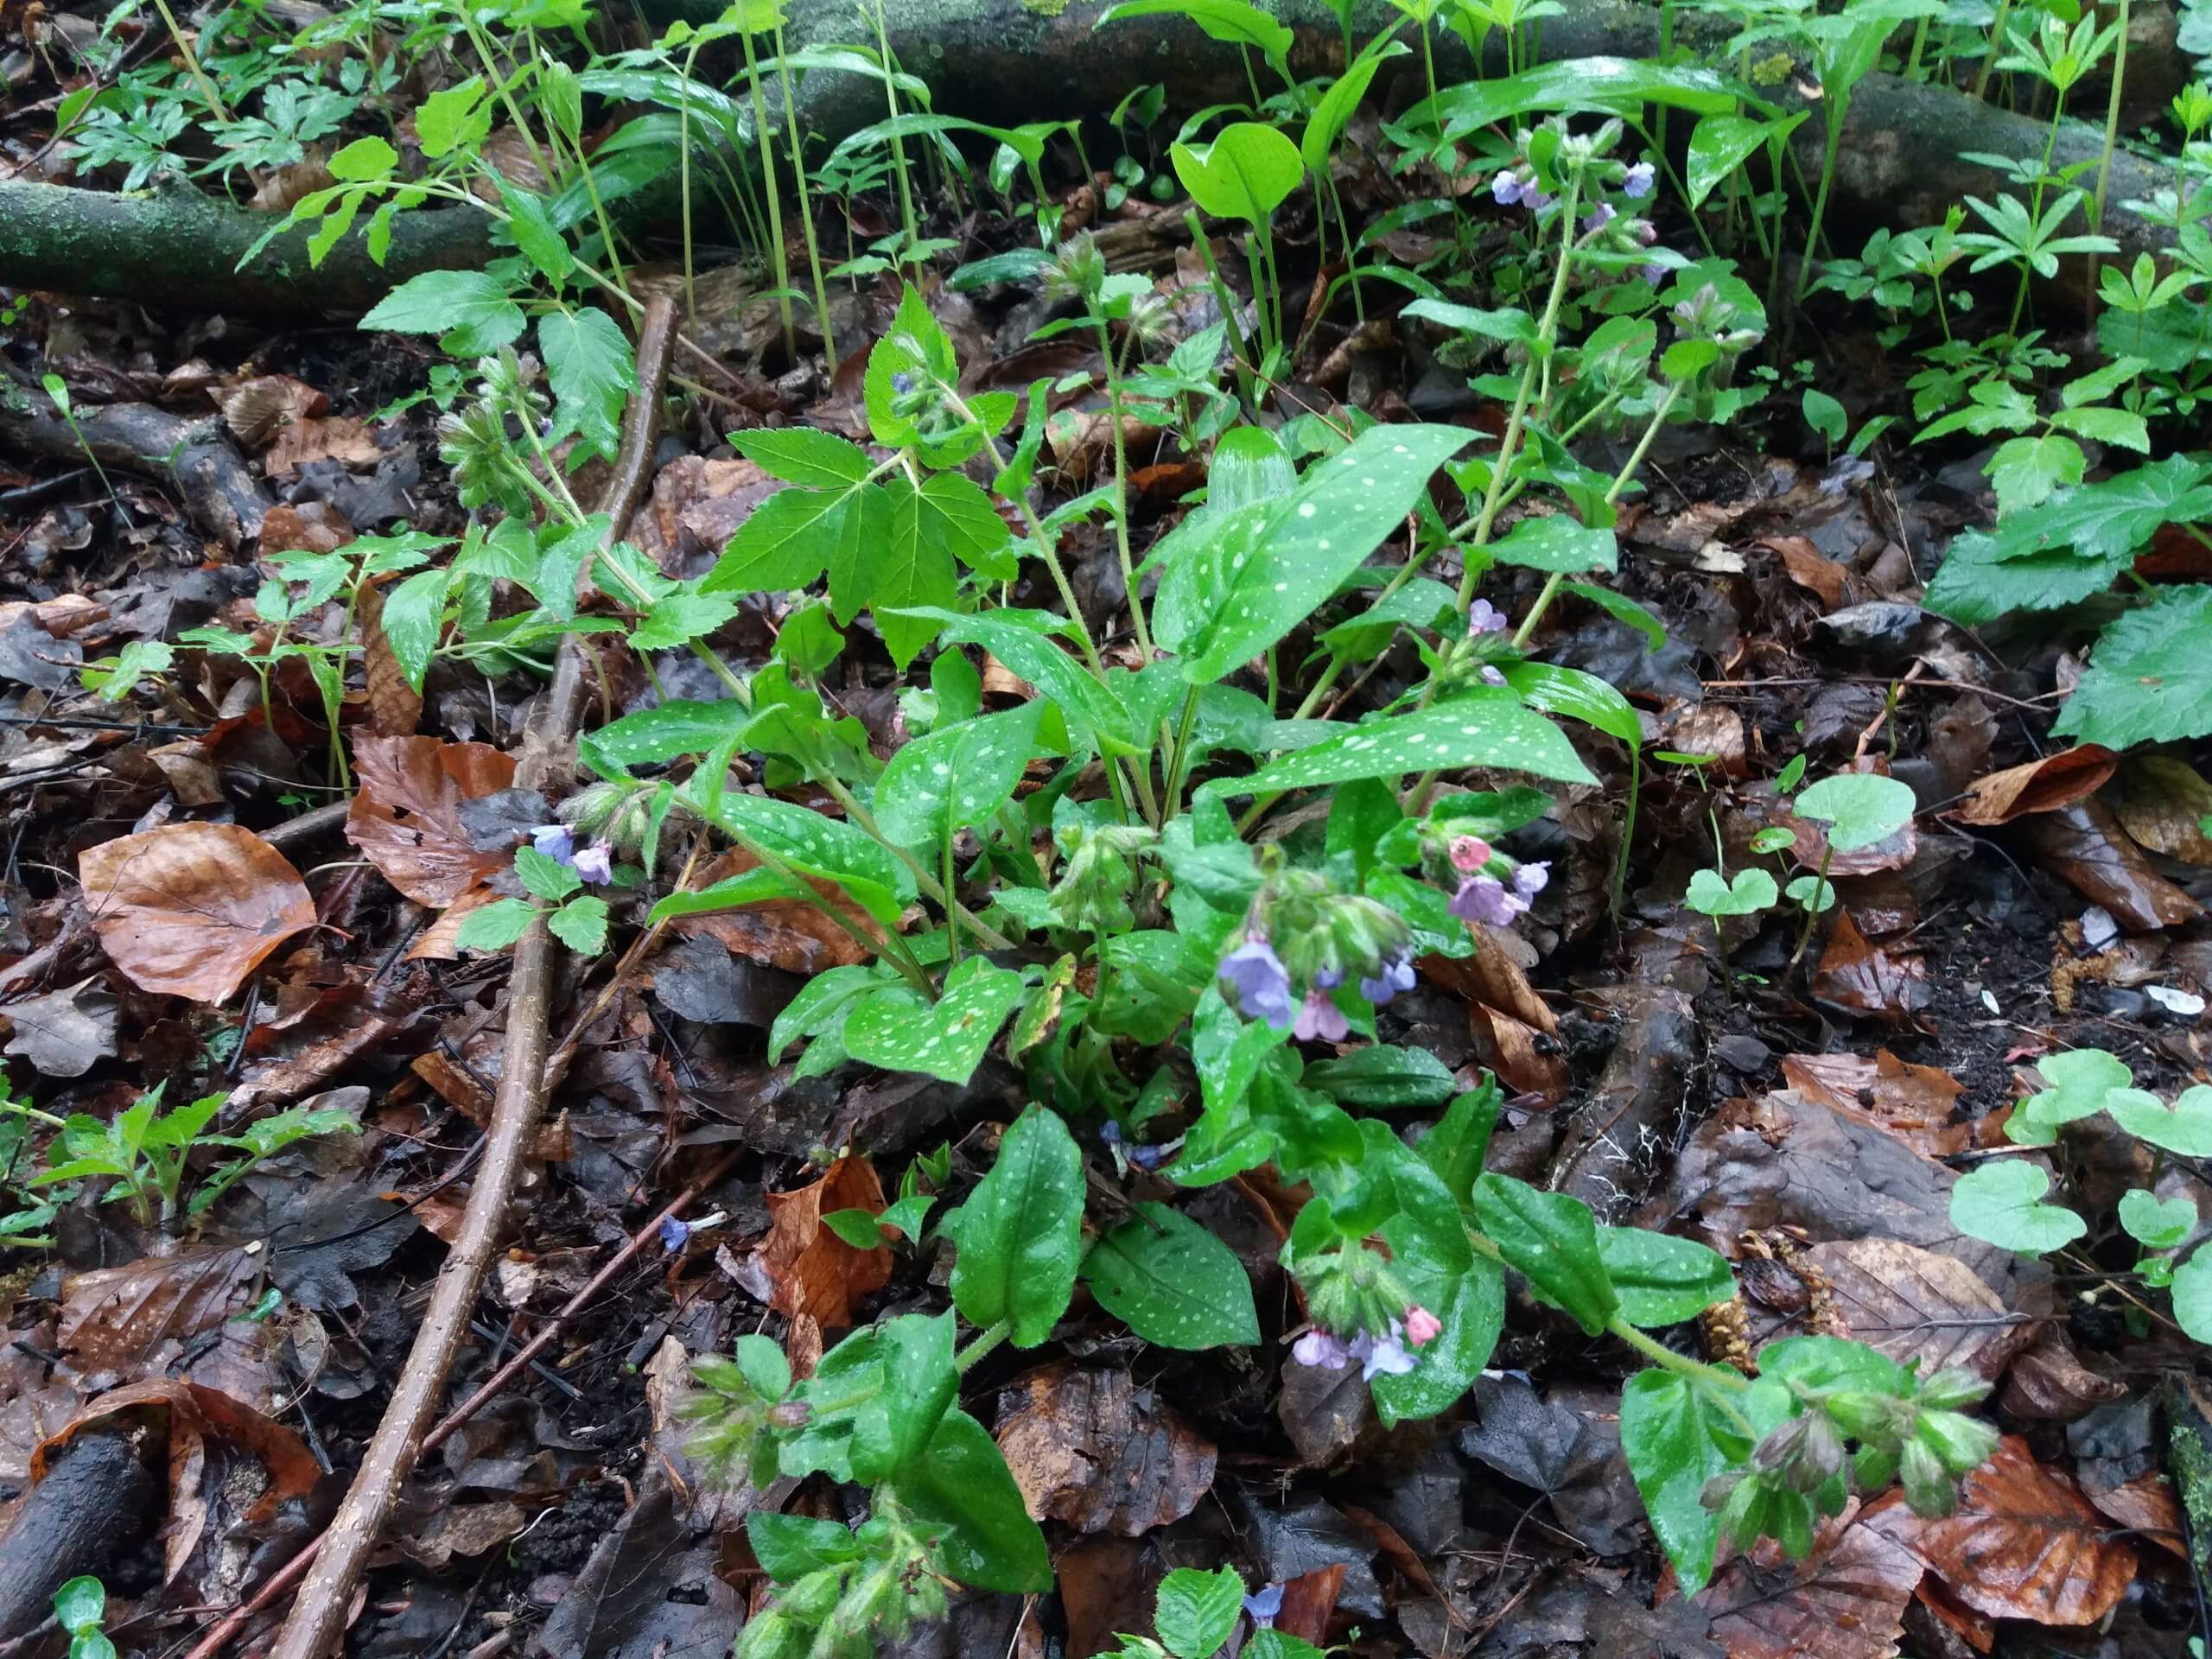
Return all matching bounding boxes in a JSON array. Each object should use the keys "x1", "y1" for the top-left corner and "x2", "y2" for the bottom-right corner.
[
  {"x1": 0, "y1": 974, "x2": 120, "y2": 1079},
  {"x1": 1695, "y1": 1505, "x2": 1923, "y2": 1659},
  {"x1": 2019, "y1": 799, "x2": 2203, "y2": 932},
  {"x1": 79, "y1": 823, "x2": 317, "y2": 1003},
  {"x1": 757, "y1": 1154, "x2": 893, "y2": 1328},
  {"x1": 1780, "y1": 1050, "x2": 1971, "y2": 1159},
  {"x1": 1996, "y1": 1326, "x2": 2127, "y2": 1421},
  {"x1": 1793, "y1": 1238, "x2": 2035, "y2": 1380},
  {"x1": 357, "y1": 582, "x2": 423, "y2": 738},
  {"x1": 1810, "y1": 910, "x2": 1930, "y2": 1025},
  {"x1": 1952, "y1": 745, "x2": 2117, "y2": 825},
  {"x1": 1865, "y1": 1434, "x2": 2136, "y2": 1625},
  {"x1": 346, "y1": 735, "x2": 518, "y2": 907},
  {"x1": 2085, "y1": 1471, "x2": 2187, "y2": 1561},
  {"x1": 59, "y1": 1248, "x2": 259, "y2": 1384},
  {"x1": 671, "y1": 847, "x2": 881, "y2": 974},
  {"x1": 212, "y1": 374, "x2": 327, "y2": 447},
  {"x1": 36, "y1": 1377, "x2": 321, "y2": 1596},
  {"x1": 995, "y1": 1363, "x2": 1216, "y2": 1536},
  {"x1": 264, "y1": 414, "x2": 379, "y2": 477}
]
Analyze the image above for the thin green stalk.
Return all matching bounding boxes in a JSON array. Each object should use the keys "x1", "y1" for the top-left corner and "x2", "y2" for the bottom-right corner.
[
  {"x1": 2089, "y1": 0, "x2": 2132, "y2": 321},
  {"x1": 1094, "y1": 319, "x2": 1154, "y2": 658},
  {"x1": 1788, "y1": 842, "x2": 1835, "y2": 969},
  {"x1": 1607, "y1": 1317, "x2": 1758, "y2": 1436},
  {"x1": 1161, "y1": 684, "x2": 1204, "y2": 817},
  {"x1": 1185, "y1": 210, "x2": 1260, "y2": 409},
  {"x1": 738, "y1": 26, "x2": 796, "y2": 364},
  {"x1": 678, "y1": 39, "x2": 706, "y2": 322},
  {"x1": 1974, "y1": 0, "x2": 2014, "y2": 98},
  {"x1": 956, "y1": 1320, "x2": 1011, "y2": 1372},
  {"x1": 729, "y1": 822, "x2": 937, "y2": 995},
  {"x1": 817, "y1": 776, "x2": 1018, "y2": 950},
  {"x1": 1796, "y1": 97, "x2": 1849, "y2": 301},
  {"x1": 774, "y1": 22, "x2": 838, "y2": 367},
  {"x1": 872, "y1": 0, "x2": 921, "y2": 254}
]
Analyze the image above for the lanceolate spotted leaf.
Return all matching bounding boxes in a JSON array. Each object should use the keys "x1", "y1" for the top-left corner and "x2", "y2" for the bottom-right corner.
[
  {"x1": 1154, "y1": 423, "x2": 1473, "y2": 683},
  {"x1": 874, "y1": 702, "x2": 1043, "y2": 850},
  {"x1": 1198, "y1": 695, "x2": 1596, "y2": 798}
]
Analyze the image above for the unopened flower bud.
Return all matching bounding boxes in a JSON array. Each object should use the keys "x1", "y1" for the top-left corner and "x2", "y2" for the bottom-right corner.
[
  {"x1": 1916, "y1": 1408, "x2": 1999, "y2": 1477},
  {"x1": 1821, "y1": 1389, "x2": 1902, "y2": 1443},
  {"x1": 1900, "y1": 1436, "x2": 1955, "y2": 1517},
  {"x1": 1753, "y1": 1415, "x2": 1810, "y2": 1474},
  {"x1": 1916, "y1": 1368, "x2": 1992, "y2": 1412},
  {"x1": 767, "y1": 1400, "x2": 813, "y2": 1429}
]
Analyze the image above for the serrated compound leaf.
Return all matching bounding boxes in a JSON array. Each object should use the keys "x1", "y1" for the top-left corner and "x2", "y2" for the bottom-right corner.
[
  {"x1": 360, "y1": 270, "x2": 524, "y2": 357},
  {"x1": 2054, "y1": 586, "x2": 2212, "y2": 749},
  {"x1": 1471, "y1": 1173, "x2": 1618, "y2": 1334},
  {"x1": 2107, "y1": 1083, "x2": 2212, "y2": 1154},
  {"x1": 379, "y1": 565, "x2": 449, "y2": 693},
  {"x1": 548, "y1": 895, "x2": 608, "y2": 953},
  {"x1": 1489, "y1": 513, "x2": 1618, "y2": 574},
  {"x1": 949, "y1": 1104, "x2": 1084, "y2": 1345},
  {"x1": 1154, "y1": 423, "x2": 1472, "y2": 683},
  {"x1": 540, "y1": 308, "x2": 632, "y2": 462},
  {"x1": 844, "y1": 958, "x2": 1027, "y2": 1085},
  {"x1": 1599, "y1": 1227, "x2": 1738, "y2": 1325},
  {"x1": 702, "y1": 481, "x2": 861, "y2": 595},
  {"x1": 1154, "y1": 1565, "x2": 1247, "y2": 1659},
  {"x1": 2118, "y1": 1188, "x2": 2194, "y2": 1249},
  {"x1": 454, "y1": 897, "x2": 537, "y2": 952},
  {"x1": 1795, "y1": 772, "x2": 1916, "y2": 853},
  {"x1": 874, "y1": 701, "x2": 1043, "y2": 849},
  {"x1": 842, "y1": 474, "x2": 962, "y2": 667},
  {"x1": 1949, "y1": 1160, "x2": 2085, "y2": 1254},
  {"x1": 1620, "y1": 1368, "x2": 1744, "y2": 1594},
  {"x1": 1198, "y1": 695, "x2": 1595, "y2": 798},
  {"x1": 736, "y1": 428, "x2": 872, "y2": 487},
  {"x1": 1082, "y1": 1201, "x2": 1259, "y2": 1350}
]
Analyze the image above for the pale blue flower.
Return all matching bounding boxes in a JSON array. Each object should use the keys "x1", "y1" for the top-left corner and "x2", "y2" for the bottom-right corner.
[
  {"x1": 1221, "y1": 937, "x2": 1294, "y2": 1028},
  {"x1": 1294, "y1": 987, "x2": 1350, "y2": 1043},
  {"x1": 1243, "y1": 1584, "x2": 1285, "y2": 1626},
  {"x1": 1491, "y1": 168, "x2": 1523, "y2": 207},
  {"x1": 658, "y1": 1217, "x2": 690, "y2": 1253},
  {"x1": 1294, "y1": 1329, "x2": 1350, "y2": 1369},
  {"x1": 1360, "y1": 951, "x2": 1416, "y2": 1006},
  {"x1": 1624, "y1": 161, "x2": 1656, "y2": 199},
  {"x1": 572, "y1": 841, "x2": 614, "y2": 885},
  {"x1": 1450, "y1": 874, "x2": 1526, "y2": 926},
  {"x1": 1582, "y1": 202, "x2": 1617, "y2": 234},
  {"x1": 1513, "y1": 860, "x2": 1551, "y2": 897},
  {"x1": 1352, "y1": 1321, "x2": 1417, "y2": 1380},
  {"x1": 1468, "y1": 598, "x2": 1509, "y2": 636},
  {"x1": 531, "y1": 823, "x2": 575, "y2": 863}
]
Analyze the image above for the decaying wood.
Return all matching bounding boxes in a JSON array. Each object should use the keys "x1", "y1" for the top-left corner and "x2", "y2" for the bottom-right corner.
[
  {"x1": 0, "y1": 1429, "x2": 159, "y2": 1641},
  {"x1": 0, "y1": 2, "x2": 2183, "y2": 315},
  {"x1": 260, "y1": 297, "x2": 679, "y2": 1659},
  {"x1": 0, "y1": 369, "x2": 269, "y2": 548}
]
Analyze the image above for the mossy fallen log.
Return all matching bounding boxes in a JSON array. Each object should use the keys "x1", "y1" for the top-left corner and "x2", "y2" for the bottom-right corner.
[{"x1": 0, "y1": 0, "x2": 2183, "y2": 314}]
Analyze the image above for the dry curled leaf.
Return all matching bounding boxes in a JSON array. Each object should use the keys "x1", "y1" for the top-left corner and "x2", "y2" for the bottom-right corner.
[
  {"x1": 346, "y1": 735, "x2": 518, "y2": 907},
  {"x1": 2114, "y1": 755, "x2": 2212, "y2": 867},
  {"x1": 757, "y1": 1154, "x2": 892, "y2": 1329},
  {"x1": 1865, "y1": 1435, "x2": 2136, "y2": 1625},
  {"x1": 671, "y1": 847, "x2": 877, "y2": 975},
  {"x1": 995, "y1": 1364, "x2": 1217, "y2": 1536},
  {"x1": 2019, "y1": 800, "x2": 2203, "y2": 933},
  {"x1": 79, "y1": 823, "x2": 317, "y2": 1003},
  {"x1": 264, "y1": 415, "x2": 379, "y2": 478},
  {"x1": 212, "y1": 375, "x2": 327, "y2": 447},
  {"x1": 1952, "y1": 746, "x2": 2117, "y2": 826}
]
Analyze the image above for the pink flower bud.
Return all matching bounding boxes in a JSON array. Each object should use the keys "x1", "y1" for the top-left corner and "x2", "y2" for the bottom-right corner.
[
  {"x1": 1449, "y1": 835, "x2": 1493, "y2": 874},
  {"x1": 1403, "y1": 1305, "x2": 1443, "y2": 1347}
]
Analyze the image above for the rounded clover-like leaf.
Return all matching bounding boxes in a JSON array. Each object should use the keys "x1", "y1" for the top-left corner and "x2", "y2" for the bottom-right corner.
[
  {"x1": 1683, "y1": 867, "x2": 1777, "y2": 918},
  {"x1": 1948, "y1": 1160, "x2": 2084, "y2": 1255},
  {"x1": 2117, "y1": 1188, "x2": 2194, "y2": 1250},
  {"x1": 1795, "y1": 772, "x2": 1916, "y2": 853}
]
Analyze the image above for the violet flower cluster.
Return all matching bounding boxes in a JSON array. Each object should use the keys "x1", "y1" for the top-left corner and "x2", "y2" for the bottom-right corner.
[
  {"x1": 1217, "y1": 870, "x2": 1418, "y2": 1040},
  {"x1": 1292, "y1": 1306, "x2": 1444, "y2": 1380},
  {"x1": 1443, "y1": 833, "x2": 1549, "y2": 928},
  {"x1": 531, "y1": 823, "x2": 615, "y2": 885}
]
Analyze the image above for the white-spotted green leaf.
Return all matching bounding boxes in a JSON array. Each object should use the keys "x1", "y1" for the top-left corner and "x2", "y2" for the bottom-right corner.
[
  {"x1": 845, "y1": 957, "x2": 1027, "y2": 1086},
  {"x1": 1154, "y1": 423, "x2": 1473, "y2": 683},
  {"x1": 893, "y1": 609, "x2": 1136, "y2": 755},
  {"x1": 1198, "y1": 694, "x2": 1595, "y2": 798},
  {"x1": 1490, "y1": 514, "x2": 1618, "y2": 574},
  {"x1": 1598, "y1": 1226, "x2": 1737, "y2": 1325},
  {"x1": 875, "y1": 701, "x2": 1042, "y2": 849},
  {"x1": 948, "y1": 1103, "x2": 1084, "y2": 1344},
  {"x1": 1082, "y1": 1201, "x2": 1259, "y2": 1350},
  {"x1": 676, "y1": 786, "x2": 915, "y2": 912}
]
